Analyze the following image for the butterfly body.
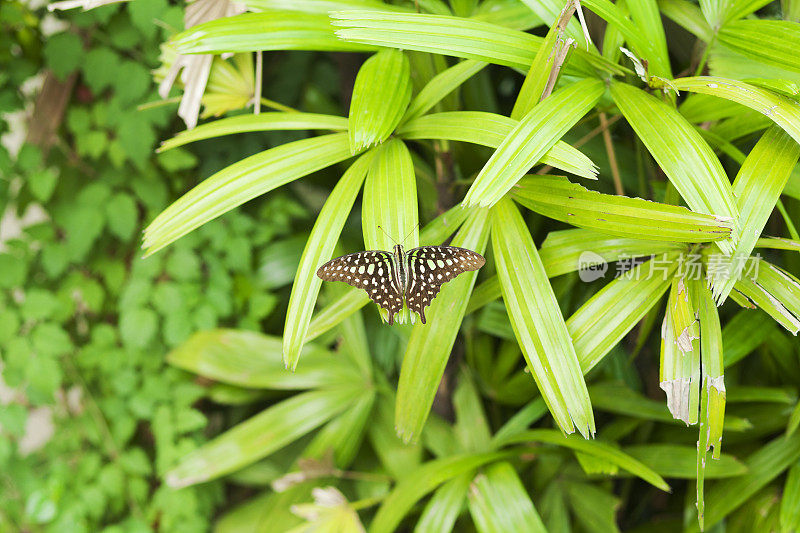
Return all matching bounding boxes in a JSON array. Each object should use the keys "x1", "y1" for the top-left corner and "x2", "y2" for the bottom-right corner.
[{"x1": 317, "y1": 244, "x2": 485, "y2": 325}]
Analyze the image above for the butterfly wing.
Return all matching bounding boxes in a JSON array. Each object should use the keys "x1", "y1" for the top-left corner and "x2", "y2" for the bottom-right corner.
[
  {"x1": 405, "y1": 246, "x2": 486, "y2": 324},
  {"x1": 316, "y1": 251, "x2": 404, "y2": 325}
]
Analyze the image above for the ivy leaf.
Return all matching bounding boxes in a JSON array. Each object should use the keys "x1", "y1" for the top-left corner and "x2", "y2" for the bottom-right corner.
[
  {"x1": 105, "y1": 193, "x2": 139, "y2": 241},
  {"x1": 82, "y1": 48, "x2": 119, "y2": 93},
  {"x1": 43, "y1": 32, "x2": 83, "y2": 80},
  {"x1": 119, "y1": 307, "x2": 158, "y2": 349}
]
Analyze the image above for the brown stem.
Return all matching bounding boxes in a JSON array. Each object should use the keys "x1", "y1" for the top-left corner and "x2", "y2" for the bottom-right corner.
[
  {"x1": 433, "y1": 140, "x2": 456, "y2": 215},
  {"x1": 599, "y1": 112, "x2": 624, "y2": 195},
  {"x1": 536, "y1": 113, "x2": 621, "y2": 175}
]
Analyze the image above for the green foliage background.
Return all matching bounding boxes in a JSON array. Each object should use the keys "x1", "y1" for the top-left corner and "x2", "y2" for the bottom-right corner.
[{"x1": 3, "y1": 0, "x2": 800, "y2": 532}]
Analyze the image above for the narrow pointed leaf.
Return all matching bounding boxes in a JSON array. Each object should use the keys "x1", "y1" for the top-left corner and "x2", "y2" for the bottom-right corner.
[
  {"x1": 331, "y1": 10, "x2": 625, "y2": 76},
  {"x1": 582, "y1": 0, "x2": 670, "y2": 76},
  {"x1": 510, "y1": 6, "x2": 563, "y2": 121},
  {"x1": 164, "y1": 387, "x2": 361, "y2": 488},
  {"x1": 158, "y1": 113, "x2": 349, "y2": 152},
  {"x1": 143, "y1": 133, "x2": 353, "y2": 255},
  {"x1": 492, "y1": 198, "x2": 595, "y2": 437},
  {"x1": 395, "y1": 208, "x2": 490, "y2": 442},
  {"x1": 711, "y1": 126, "x2": 800, "y2": 313},
  {"x1": 672, "y1": 77, "x2": 800, "y2": 147},
  {"x1": 302, "y1": 390, "x2": 375, "y2": 467},
  {"x1": 167, "y1": 329, "x2": 360, "y2": 390},
  {"x1": 513, "y1": 176, "x2": 733, "y2": 242},
  {"x1": 349, "y1": 49, "x2": 412, "y2": 153},
  {"x1": 362, "y1": 138, "x2": 419, "y2": 251},
  {"x1": 659, "y1": 0, "x2": 713, "y2": 41},
  {"x1": 781, "y1": 461, "x2": 800, "y2": 533},
  {"x1": 370, "y1": 452, "x2": 507, "y2": 533},
  {"x1": 498, "y1": 429, "x2": 670, "y2": 491},
  {"x1": 734, "y1": 258, "x2": 800, "y2": 334},
  {"x1": 403, "y1": 59, "x2": 487, "y2": 122},
  {"x1": 283, "y1": 153, "x2": 372, "y2": 370},
  {"x1": 540, "y1": 229, "x2": 685, "y2": 278},
  {"x1": 464, "y1": 79, "x2": 604, "y2": 208},
  {"x1": 569, "y1": 254, "x2": 680, "y2": 373},
  {"x1": 610, "y1": 80, "x2": 739, "y2": 254},
  {"x1": 415, "y1": 473, "x2": 471, "y2": 533},
  {"x1": 625, "y1": 0, "x2": 672, "y2": 77},
  {"x1": 243, "y1": 0, "x2": 409, "y2": 12},
  {"x1": 565, "y1": 481, "x2": 621, "y2": 533},
  {"x1": 694, "y1": 281, "x2": 726, "y2": 457},
  {"x1": 660, "y1": 277, "x2": 701, "y2": 425},
  {"x1": 171, "y1": 11, "x2": 376, "y2": 54},
  {"x1": 696, "y1": 433, "x2": 800, "y2": 531},
  {"x1": 398, "y1": 111, "x2": 598, "y2": 179},
  {"x1": 468, "y1": 462, "x2": 547, "y2": 533},
  {"x1": 623, "y1": 445, "x2": 746, "y2": 479},
  {"x1": 718, "y1": 19, "x2": 800, "y2": 74}
]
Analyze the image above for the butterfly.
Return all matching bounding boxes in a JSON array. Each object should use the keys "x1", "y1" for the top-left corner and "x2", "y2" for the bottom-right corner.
[{"x1": 316, "y1": 244, "x2": 485, "y2": 325}]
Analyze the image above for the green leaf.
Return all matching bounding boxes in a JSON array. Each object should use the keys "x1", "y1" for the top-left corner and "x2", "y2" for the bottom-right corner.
[
  {"x1": 569, "y1": 254, "x2": 680, "y2": 373},
  {"x1": 722, "y1": 310, "x2": 776, "y2": 367},
  {"x1": 659, "y1": 0, "x2": 713, "y2": 42},
  {"x1": 717, "y1": 127, "x2": 800, "y2": 302},
  {"x1": 510, "y1": 4, "x2": 565, "y2": 120},
  {"x1": 672, "y1": 77, "x2": 800, "y2": 147},
  {"x1": 171, "y1": 11, "x2": 376, "y2": 54},
  {"x1": 540, "y1": 228, "x2": 685, "y2": 278},
  {"x1": 463, "y1": 79, "x2": 604, "y2": 208},
  {"x1": 499, "y1": 429, "x2": 671, "y2": 491},
  {"x1": 695, "y1": 433, "x2": 800, "y2": 531},
  {"x1": 283, "y1": 153, "x2": 372, "y2": 370},
  {"x1": 513, "y1": 176, "x2": 733, "y2": 243},
  {"x1": 468, "y1": 461, "x2": 547, "y2": 533},
  {"x1": 119, "y1": 307, "x2": 158, "y2": 349},
  {"x1": 453, "y1": 369, "x2": 492, "y2": 453},
  {"x1": 349, "y1": 49, "x2": 412, "y2": 153},
  {"x1": 395, "y1": 208, "x2": 490, "y2": 442},
  {"x1": 582, "y1": 0, "x2": 671, "y2": 76},
  {"x1": 734, "y1": 258, "x2": 800, "y2": 334},
  {"x1": 403, "y1": 59, "x2": 486, "y2": 122},
  {"x1": 331, "y1": 10, "x2": 623, "y2": 76},
  {"x1": 105, "y1": 193, "x2": 138, "y2": 241},
  {"x1": 82, "y1": 47, "x2": 118, "y2": 92},
  {"x1": 398, "y1": 111, "x2": 598, "y2": 179},
  {"x1": 362, "y1": 139, "x2": 419, "y2": 253},
  {"x1": 370, "y1": 452, "x2": 508, "y2": 533},
  {"x1": 158, "y1": 113, "x2": 349, "y2": 152},
  {"x1": 660, "y1": 277, "x2": 701, "y2": 425},
  {"x1": 694, "y1": 281, "x2": 726, "y2": 458},
  {"x1": 565, "y1": 482, "x2": 620, "y2": 533},
  {"x1": 414, "y1": 473, "x2": 471, "y2": 533},
  {"x1": 718, "y1": 19, "x2": 800, "y2": 74},
  {"x1": 243, "y1": 0, "x2": 408, "y2": 12},
  {"x1": 781, "y1": 460, "x2": 800, "y2": 533},
  {"x1": 28, "y1": 168, "x2": 58, "y2": 203},
  {"x1": 625, "y1": 0, "x2": 671, "y2": 77},
  {"x1": 167, "y1": 329, "x2": 361, "y2": 389},
  {"x1": 610, "y1": 80, "x2": 739, "y2": 254},
  {"x1": 43, "y1": 32, "x2": 84, "y2": 79},
  {"x1": 164, "y1": 386, "x2": 361, "y2": 488},
  {"x1": 623, "y1": 444, "x2": 746, "y2": 479},
  {"x1": 368, "y1": 392, "x2": 423, "y2": 480},
  {"x1": 491, "y1": 198, "x2": 594, "y2": 437},
  {"x1": 143, "y1": 133, "x2": 353, "y2": 255},
  {"x1": 302, "y1": 390, "x2": 375, "y2": 467}
]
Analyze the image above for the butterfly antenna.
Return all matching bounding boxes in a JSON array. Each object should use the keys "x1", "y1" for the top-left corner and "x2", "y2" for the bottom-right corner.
[
  {"x1": 401, "y1": 223, "x2": 420, "y2": 246},
  {"x1": 377, "y1": 225, "x2": 398, "y2": 245}
]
